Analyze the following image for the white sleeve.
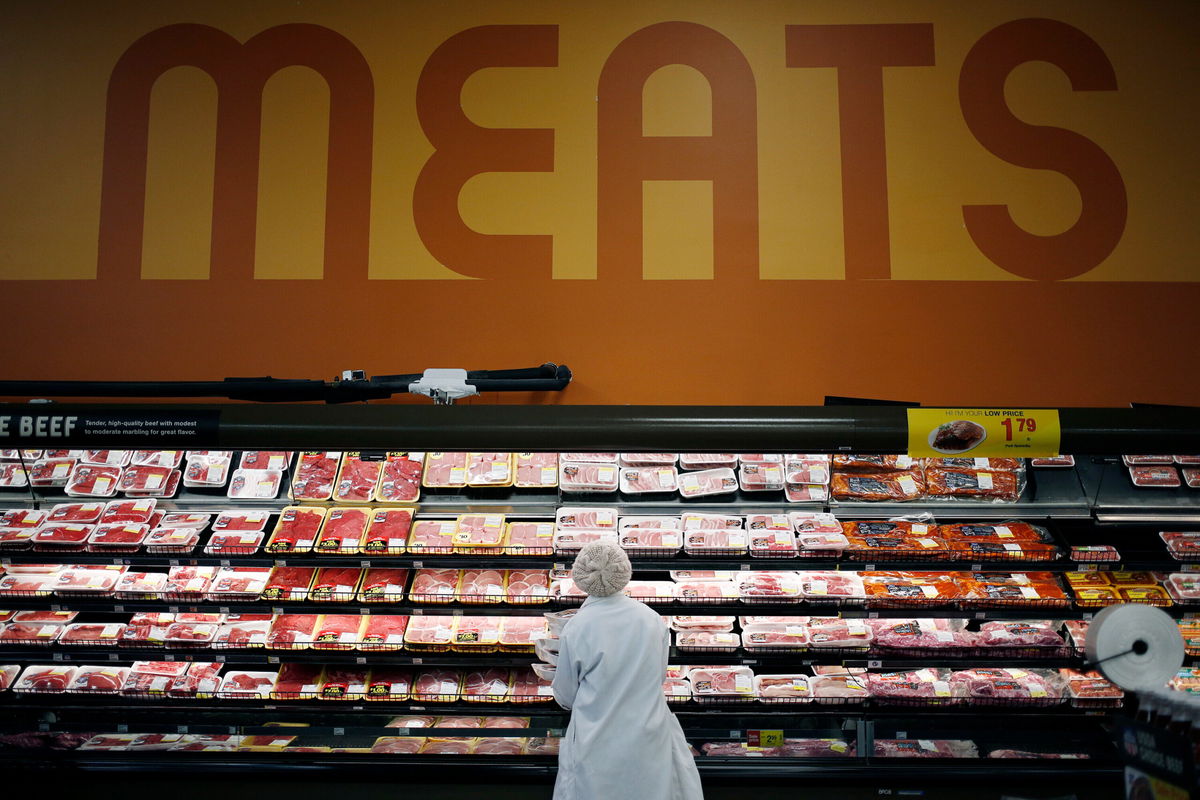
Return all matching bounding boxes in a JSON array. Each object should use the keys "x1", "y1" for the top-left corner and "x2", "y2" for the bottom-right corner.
[
  {"x1": 552, "y1": 626, "x2": 579, "y2": 711},
  {"x1": 661, "y1": 624, "x2": 670, "y2": 681}
]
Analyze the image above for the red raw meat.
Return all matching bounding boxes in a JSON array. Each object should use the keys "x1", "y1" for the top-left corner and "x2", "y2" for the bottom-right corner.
[
  {"x1": 0, "y1": 509, "x2": 45, "y2": 528},
  {"x1": 271, "y1": 663, "x2": 325, "y2": 698},
  {"x1": 204, "y1": 530, "x2": 264, "y2": 555},
  {"x1": 378, "y1": 454, "x2": 422, "y2": 501},
  {"x1": 207, "y1": 566, "x2": 271, "y2": 599},
  {"x1": 359, "y1": 615, "x2": 410, "y2": 650},
  {"x1": 1130, "y1": 466, "x2": 1182, "y2": 487},
  {"x1": 15, "y1": 665, "x2": 77, "y2": 692},
  {"x1": 266, "y1": 507, "x2": 324, "y2": 553},
  {"x1": 218, "y1": 671, "x2": 277, "y2": 698},
  {"x1": 143, "y1": 526, "x2": 200, "y2": 553},
  {"x1": 875, "y1": 739, "x2": 978, "y2": 758},
  {"x1": 362, "y1": 509, "x2": 413, "y2": 553},
  {"x1": 320, "y1": 666, "x2": 370, "y2": 700},
  {"x1": 87, "y1": 523, "x2": 149, "y2": 552},
  {"x1": 60, "y1": 623, "x2": 126, "y2": 645},
  {"x1": 0, "y1": 572, "x2": 56, "y2": 596},
  {"x1": 313, "y1": 614, "x2": 365, "y2": 649},
  {"x1": 0, "y1": 623, "x2": 64, "y2": 644},
  {"x1": 261, "y1": 567, "x2": 316, "y2": 601},
  {"x1": 164, "y1": 566, "x2": 217, "y2": 600},
  {"x1": 240, "y1": 451, "x2": 291, "y2": 471},
  {"x1": 309, "y1": 567, "x2": 362, "y2": 601},
  {"x1": 316, "y1": 507, "x2": 370, "y2": 553},
  {"x1": 335, "y1": 455, "x2": 382, "y2": 501},
  {"x1": 227, "y1": 468, "x2": 282, "y2": 499},
  {"x1": 132, "y1": 450, "x2": 184, "y2": 469},
  {"x1": 266, "y1": 614, "x2": 320, "y2": 649},
  {"x1": 869, "y1": 618, "x2": 976, "y2": 651},
  {"x1": 212, "y1": 510, "x2": 271, "y2": 532},
  {"x1": 359, "y1": 568, "x2": 410, "y2": 603},
  {"x1": 366, "y1": 668, "x2": 412, "y2": 701},
  {"x1": 292, "y1": 452, "x2": 340, "y2": 500},
  {"x1": 867, "y1": 669, "x2": 960, "y2": 703},
  {"x1": 0, "y1": 462, "x2": 29, "y2": 487},
  {"x1": 167, "y1": 661, "x2": 223, "y2": 697},
  {"x1": 69, "y1": 666, "x2": 129, "y2": 693},
  {"x1": 48, "y1": 502, "x2": 104, "y2": 523},
  {"x1": 28, "y1": 458, "x2": 76, "y2": 487},
  {"x1": 119, "y1": 466, "x2": 174, "y2": 493},
  {"x1": 54, "y1": 567, "x2": 122, "y2": 595},
  {"x1": 184, "y1": 456, "x2": 230, "y2": 486},
  {"x1": 33, "y1": 523, "x2": 94, "y2": 548},
  {"x1": 214, "y1": 619, "x2": 271, "y2": 648},
  {"x1": 82, "y1": 450, "x2": 132, "y2": 467}
]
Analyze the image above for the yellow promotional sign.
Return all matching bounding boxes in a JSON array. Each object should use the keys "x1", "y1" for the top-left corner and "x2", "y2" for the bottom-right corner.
[
  {"x1": 907, "y1": 409, "x2": 1061, "y2": 457},
  {"x1": 747, "y1": 729, "x2": 784, "y2": 748}
]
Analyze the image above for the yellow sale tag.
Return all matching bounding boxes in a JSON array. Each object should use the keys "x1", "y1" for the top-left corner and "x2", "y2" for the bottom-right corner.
[
  {"x1": 748, "y1": 729, "x2": 784, "y2": 748},
  {"x1": 907, "y1": 408, "x2": 1061, "y2": 457}
]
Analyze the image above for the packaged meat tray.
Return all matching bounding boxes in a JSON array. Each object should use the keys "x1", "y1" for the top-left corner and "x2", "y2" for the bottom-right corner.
[
  {"x1": 868, "y1": 669, "x2": 961, "y2": 706},
  {"x1": 162, "y1": 620, "x2": 221, "y2": 646},
  {"x1": 924, "y1": 467, "x2": 1022, "y2": 502},
  {"x1": 1117, "y1": 585, "x2": 1172, "y2": 606},
  {"x1": 143, "y1": 526, "x2": 200, "y2": 553},
  {"x1": 183, "y1": 453, "x2": 231, "y2": 488},
  {"x1": 207, "y1": 567, "x2": 272, "y2": 600},
  {"x1": 620, "y1": 466, "x2": 679, "y2": 494},
  {"x1": 163, "y1": 566, "x2": 217, "y2": 601},
  {"x1": 473, "y1": 738, "x2": 526, "y2": 755},
  {"x1": 741, "y1": 623, "x2": 808, "y2": 652},
  {"x1": 217, "y1": 670, "x2": 278, "y2": 699},
  {"x1": 806, "y1": 617, "x2": 871, "y2": 649},
  {"x1": 237, "y1": 451, "x2": 291, "y2": 472},
  {"x1": 924, "y1": 457, "x2": 1022, "y2": 471},
  {"x1": 12, "y1": 610, "x2": 77, "y2": 624},
  {"x1": 977, "y1": 620, "x2": 1068, "y2": 654},
  {"x1": 738, "y1": 463, "x2": 785, "y2": 492},
  {"x1": 312, "y1": 614, "x2": 366, "y2": 650},
  {"x1": 47, "y1": 502, "x2": 104, "y2": 524},
  {"x1": 266, "y1": 615, "x2": 321, "y2": 649},
  {"x1": 32, "y1": 523, "x2": 94, "y2": 551},
  {"x1": 623, "y1": 581, "x2": 678, "y2": 603},
  {"x1": 561, "y1": 453, "x2": 617, "y2": 463},
  {"x1": 13, "y1": 665, "x2": 78, "y2": 693},
  {"x1": 560, "y1": 461, "x2": 619, "y2": 493},
  {"x1": 1165, "y1": 573, "x2": 1200, "y2": 604},
  {"x1": 671, "y1": 613, "x2": 735, "y2": 629},
  {"x1": 785, "y1": 512, "x2": 840, "y2": 535},
  {"x1": 261, "y1": 567, "x2": 316, "y2": 602},
  {"x1": 676, "y1": 631, "x2": 740, "y2": 653},
  {"x1": 497, "y1": 616, "x2": 548, "y2": 649},
  {"x1": 86, "y1": 523, "x2": 150, "y2": 552},
  {"x1": 265, "y1": 506, "x2": 324, "y2": 553},
  {"x1": 365, "y1": 668, "x2": 413, "y2": 701},
  {"x1": 678, "y1": 468, "x2": 738, "y2": 499},
  {"x1": 751, "y1": 674, "x2": 812, "y2": 703},
  {"x1": 506, "y1": 522, "x2": 555, "y2": 556},
  {"x1": 410, "y1": 568, "x2": 462, "y2": 603},
  {"x1": 210, "y1": 510, "x2": 269, "y2": 532},
  {"x1": 834, "y1": 455, "x2": 918, "y2": 471},
  {"x1": 129, "y1": 450, "x2": 183, "y2": 469},
  {"x1": 784, "y1": 461, "x2": 830, "y2": 485},
  {"x1": 422, "y1": 452, "x2": 469, "y2": 488},
  {"x1": 454, "y1": 513, "x2": 506, "y2": 551},
  {"x1": 557, "y1": 507, "x2": 618, "y2": 528},
  {"x1": 404, "y1": 616, "x2": 456, "y2": 651},
  {"x1": 619, "y1": 527, "x2": 682, "y2": 553},
  {"x1": 291, "y1": 452, "x2": 340, "y2": 500},
  {"x1": 359, "y1": 568, "x2": 411, "y2": 603},
  {"x1": 684, "y1": 528, "x2": 748, "y2": 556},
  {"x1": 266, "y1": 663, "x2": 324, "y2": 699},
  {"x1": 1129, "y1": 465, "x2": 1181, "y2": 488},
  {"x1": 862, "y1": 572, "x2": 965, "y2": 607},
  {"x1": 371, "y1": 737, "x2": 425, "y2": 754},
  {"x1": 314, "y1": 507, "x2": 370, "y2": 553},
  {"x1": 204, "y1": 530, "x2": 264, "y2": 556},
  {"x1": 797, "y1": 571, "x2": 865, "y2": 602},
  {"x1": 226, "y1": 468, "x2": 283, "y2": 499},
  {"x1": 168, "y1": 662, "x2": 223, "y2": 698},
  {"x1": 503, "y1": 570, "x2": 550, "y2": 606},
  {"x1": 797, "y1": 531, "x2": 849, "y2": 554},
  {"x1": 362, "y1": 508, "x2": 413, "y2": 554},
  {"x1": 458, "y1": 568, "x2": 506, "y2": 604},
  {"x1": 310, "y1": 567, "x2": 364, "y2": 602},
  {"x1": 0, "y1": 664, "x2": 18, "y2": 691},
  {"x1": 949, "y1": 540, "x2": 1059, "y2": 561},
  {"x1": 462, "y1": 668, "x2": 512, "y2": 701},
  {"x1": 1185, "y1": 468, "x2": 1200, "y2": 489},
  {"x1": 376, "y1": 452, "x2": 423, "y2": 502},
  {"x1": 82, "y1": 450, "x2": 133, "y2": 467},
  {"x1": 0, "y1": 509, "x2": 45, "y2": 528},
  {"x1": 809, "y1": 674, "x2": 868, "y2": 703},
  {"x1": 0, "y1": 622, "x2": 64, "y2": 645},
  {"x1": 0, "y1": 528, "x2": 34, "y2": 550},
  {"x1": 1072, "y1": 586, "x2": 1121, "y2": 607},
  {"x1": 319, "y1": 666, "x2": 371, "y2": 700},
  {"x1": 747, "y1": 529, "x2": 797, "y2": 558},
  {"x1": 514, "y1": 452, "x2": 558, "y2": 488},
  {"x1": 674, "y1": 581, "x2": 739, "y2": 604},
  {"x1": 677, "y1": 454, "x2": 736, "y2": 470},
  {"x1": 334, "y1": 453, "x2": 383, "y2": 502},
  {"x1": 682, "y1": 513, "x2": 743, "y2": 531},
  {"x1": 412, "y1": 669, "x2": 463, "y2": 701},
  {"x1": 407, "y1": 520, "x2": 457, "y2": 554},
  {"x1": 831, "y1": 470, "x2": 924, "y2": 502},
  {"x1": 939, "y1": 521, "x2": 1048, "y2": 542},
  {"x1": 54, "y1": 566, "x2": 124, "y2": 596},
  {"x1": 509, "y1": 667, "x2": 554, "y2": 704},
  {"x1": 1061, "y1": 669, "x2": 1124, "y2": 708},
  {"x1": 1031, "y1": 456, "x2": 1076, "y2": 467},
  {"x1": 688, "y1": 666, "x2": 754, "y2": 698},
  {"x1": 1175, "y1": 456, "x2": 1200, "y2": 465},
  {"x1": 737, "y1": 571, "x2": 803, "y2": 602},
  {"x1": 0, "y1": 570, "x2": 58, "y2": 597},
  {"x1": 467, "y1": 453, "x2": 513, "y2": 487},
  {"x1": 0, "y1": 462, "x2": 30, "y2": 487},
  {"x1": 28, "y1": 458, "x2": 77, "y2": 487},
  {"x1": 792, "y1": 482, "x2": 833, "y2": 503},
  {"x1": 1123, "y1": 455, "x2": 1174, "y2": 466},
  {"x1": 844, "y1": 532, "x2": 950, "y2": 561},
  {"x1": 357, "y1": 615, "x2": 410, "y2": 651},
  {"x1": 118, "y1": 465, "x2": 175, "y2": 494},
  {"x1": 213, "y1": 619, "x2": 272, "y2": 649},
  {"x1": 553, "y1": 528, "x2": 618, "y2": 552},
  {"x1": 620, "y1": 453, "x2": 677, "y2": 467},
  {"x1": 1160, "y1": 531, "x2": 1200, "y2": 560},
  {"x1": 963, "y1": 572, "x2": 1070, "y2": 608},
  {"x1": 874, "y1": 739, "x2": 979, "y2": 758},
  {"x1": 949, "y1": 667, "x2": 1063, "y2": 707},
  {"x1": 68, "y1": 666, "x2": 130, "y2": 694}
]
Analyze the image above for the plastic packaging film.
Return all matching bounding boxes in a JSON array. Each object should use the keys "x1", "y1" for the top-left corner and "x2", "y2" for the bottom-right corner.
[{"x1": 1085, "y1": 604, "x2": 1184, "y2": 691}]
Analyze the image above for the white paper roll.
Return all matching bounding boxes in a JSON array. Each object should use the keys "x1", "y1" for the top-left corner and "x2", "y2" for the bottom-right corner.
[{"x1": 1085, "y1": 604, "x2": 1184, "y2": 691}]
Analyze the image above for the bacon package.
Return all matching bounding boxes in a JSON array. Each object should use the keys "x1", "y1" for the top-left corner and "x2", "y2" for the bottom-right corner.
[
  {"x1": 359, "y1": 615, "x2": 410, "y2": 651},
  {"x1": 515, "y1": 452, "x2": 558, "y2": 488},
  {"x1": 334, "y1": 453, "x2": 383, "y2": 502},
  {"x1": 261, "y1": 567, "x2": 316, "y2": 602},
  {"x1": 291, "y1": 452, "x2": 340, "y2": 500},
  {"x1": 376, "y1": 452, "x2": 423, "y2": 502},
  {"x1": 358, "y1": 568, "x2": 410, "y2": 603},
  {"x1": 407, "y1": 520, "x2": 456, "y2": 554},
  {"x1": 265, "y1": 506, "x2": 324, "y2": 553},
  {"x1": 423, "y1": 452, "x2": 469, "y2": 488},
  {"x1": 831, "y1": 470, "x2": 924, "y2": 502}
]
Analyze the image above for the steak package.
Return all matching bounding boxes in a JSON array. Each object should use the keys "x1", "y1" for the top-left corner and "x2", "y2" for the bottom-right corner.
[
  {"x1": 620, "y1": 466, "x2": 679, "y2": 494},
  {"x1": 227, "y1": 468, "x2": 283, "y2": 499},
  {"x1": 334, "y1": 453, "x2": 383, "y2": 502},
  {"x1": 506, "y1": 522, "x2": 555, "y2": 556},
  {"x1": 363, "y1": 508, "x2": 413, "y2": 553},
  {"x1": 316, "y1": 507, "x2": 370, "y2": 553},
  {"x1": 359, "y1": 568, "x2": 411, "y2": 603},
  {"x1": 407, "y1": 520, "x2": 457, "y2": 554},
  {"x1": 515, "y1": 452, "x2": 559, "y2": 488},
  {"x1": 359, "y1": 615, "x2": 410, "y2": 651},
  {"x1": 261, "y1": 567, "x2": 317, "y2": 602},
  {"x1": 265, "y1": 506, "x2": 325, "y2": 553},
  {"x1": 377, "y1": 452, "x2": 423, "y2": 502},
  {"x1": 423, "y1": 452, "x2": 469, "y2": 488},
  {"x1": 266, "y1": 614, "x2": 322, "y2": 649},
  {"x1": 467, "y1": 453, "x2": 513, "y2": 487},
  {"x1": 291, "y1": 452, "x2": 340, "y2": 500}
]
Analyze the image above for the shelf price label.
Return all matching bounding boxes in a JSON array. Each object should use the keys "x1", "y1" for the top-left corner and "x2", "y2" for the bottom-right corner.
[
  {"x1": 746, "y1": 730, "x2": 784, "y2": 748},
  {"x1": 907, "y1": 408, "x2": 1061, "y2": 457}
]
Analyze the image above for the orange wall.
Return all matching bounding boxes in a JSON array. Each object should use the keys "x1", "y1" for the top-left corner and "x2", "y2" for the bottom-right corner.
[{"x1": 1, "y1": 1, "x2": 1197, "y2": 406}]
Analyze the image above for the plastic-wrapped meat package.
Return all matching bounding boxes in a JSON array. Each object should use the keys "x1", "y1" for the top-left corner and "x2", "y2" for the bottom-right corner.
[
  {"x1": 977, "y1": 620, "x2": 1067, "y2": 650},
  {"x1": 359, "y1": 615, "x2": 410, "y2": 651},
  {"x1": 875, "y1": 739, "x2": 979, "y2": 758},
  {"x1": 674, "y1": 581, "x2": 738, "y2": 603},
  {"x1": 782, "y1": 739, "x2": 854, "y2": 757},
  {"x1": 926, "y1": 457, "x2": 1022, "y2": 472},
  {"x1": 809, "y1": 674, "x2": 869, "y2": 703},
  {"x1": 688, "y1": 667, "x2": 754, "y2": 698},
  {"x1": 684, "y1": 529, "x2": 748, "y2": 556},
  {"x1": 0, "y1": 528, "x2": 35, "y2": 550},
  {"x1": 624, "y1": 581, "x2": 677, "y2": 603},
  {"x1": 453, "y1": 616, "x2": 502, "y2": 651},
  {"x1": 869, "y1": 618, "x2": 975, "y2": 652},
  {"x1": 291, "y1": 452, "x2": 340, "y2": 500},
  {"x1": 407, "y1": 520, "x2": 457, "y2": 554},
  {"x1": 207, "y1": 567, "x2": 272, "y2": 600},
  {"x1": 868, "y1": 669, "x2": 961, "y2": 705},
  {"x1": 677, "y1": 454, "x2": 736, "y2": 470},
  {"x1": 1123, "y1": 455, "x2": 1175, "y2": 466},
  {"x1": 753, "y1": 674, "x2": 811, "y2": 702},
  {"x1": 387, "y1": 714, "x2": 437, "y2": 729},
  {"x1": 29, "y1": 458, "x2": 78, "y2": 487},
  {"x1": 183, "y1": 453, "x2": 231, "y2": 487},
  {"x1": 482, "y1": 716, "x2": 530, "y2": 729},
  {"x1": 737, "y1": 571, "x2": 803, "y2": 602},
  {"x1": 87, "y1": 523, "x2": 149, "y2": 553},
  {"x1": 265, "y1": 506, "x2": 324, "y2": 553},
  {"x1": 671, "y1": 614, "x2": 736, "y2": 631},
  {"x1": 312, "y1": 614, "x2": 366, "y2": 650},
  {"x1": 48, "y1": 502, "x2": 104, "y2": 524},
  {"x1": 359, "y1": 568, "x2": 410, "y2": 603},
  {"x1": 314, "y1": 507, "x2": 369, "y2": 554},
  {"x1": 862, "y1": 571, "x2": 966, "y2": 607},
  {"x1": 261, "y1": 566, "x2": 316, "y2": 602},
  {"x1": 676, "y1": 631, "x2": 740, "y2": 652},
  {"x1": 14, "y1": 665, "x2": 78, "y2": 693},
  {"x1": 1161, "y1": 531, "x2": 1200, "y2": 560},
  {"x1": 371, "y1": 736, "x2": 426, "y2": 754},
  {"x1": 620, "y1": 453, "x2": 677, "y2": 467},
  {"x1": 459, "y1": 569, "x2": 506, "y2": 604},
  {"x1": 506, "y1": 523, "x2": 554, "y2": 557},
  {"x1": 831, "y1": 470, "x2": 925, "y2": 502},
  {"x1": 462, "y1": 668, "x2": 512, "y2": 702},
  {"x1": 467, "y1": 453, "x2": 513, "y2": 487},
  {"x1": 317, "y1": 666, "x2": 370, "y2": 700},
  {"x1": 514, "y1": 452, "x2": 558, "y2": 488},
  {"x1": 749, "y1": 529, "x2": 797, "y2": 558},
  {"x1": 310, "y1": 567, "x2": 363, "y2": 602},
  {"x1": 663, "y1": 678, "x2": 692, "y2": 703},
  {"x1": 205, "y1": 530, "x2": 264, "y2": 556},
  {"x1": 143, "y1": 526, "x2": 200, "y2": 553},
  {"x1": 620, "y1": 527, "x2": 682, "y2": 552},
  {"x1": 1183, "y1": 468, "x2": 1200, "y2": 489},
  {"x1": 833, "y1": 455, "x2": 919, "y2": 471},
  {"x1": 60, "y1": 623, "x2": 126, "y2": 646},
  {"x1": 168, "y1": 662, "x2": 224, "y2": 697},
  {"x1": 1129, "y1": 465, "x2": 1181, "y2": 487},
  {"x1": 361, "y1": 509, "x2": 413, "y2": 554},
  {"x1": 620, "y1": 466, "x2": 679, "y2": 494},
  {"x1": 474, "y1": 738, "x2": 526, "y2": 755},
  {"x1": 0, "y1": 664, "x2": 19, "y2": 690},
  {"x1": 741, "y1": 623, "x2": 808, "y2": 652},
  {"x1": 121, "y1": 661, "x2": 189, "y2": 695},
  {"x1": 621, "y1": 516, "x2": 682, "y2": 531},
  {"x1": 557, "y1": 507, "x2": 618, "y2": 528},
  {"x1": 526, "y1": 737, "x2": 561, "y2": 754},
  {"x1": 32, "y1": 523, "x2": 94, "y2": 551},
  {"x1": 0, "y1": 509, "x2": 46, "y2": 529},
  {"x1": 54, "y1": 566, "x2": 124, "y2": 596},
  {"x1": 239, "y1": 451, "x2": 291, "y2": 471},
  {"x1": 266, "y1": 614, "x2": 321, "y2": 650},
  {"x1": 214, "y1": 619, "x2": 272, "y2": 649},
  {"x1": 420, "y1": 738, "x2": 475, "y2": 755},
  {"x1": 82, "y1": 450, "x2": 133, "y2": 467},
  {"x1": 454, "y1": 513, "x2": 506, "y2": 553},
  {"x1": 227, "y1": 468, "x2": 283, "y2": 499},
  {"x1": 119, "y1": 465, "x2": 176, "y2": 494},
  {"x1": 561, "y1": 453, "x2": 618, "y2": 463},
  {"x1": 376, "y1": 452, "x2": 423, "y2": 502},
  {"x1": 334, "y1": 453, "x2": 383, "y2": 502},
  {"x1": 67, "y1": 666, "x2": 130, "y2": 694},
  {"x1": 785, "y1": 460, "x2": 831, "y2": 486},
  {"x1": 267, "y1": 664, "x2": 325, "y2": 701},
  {"x1": 410, "y1": 568, "x2": 462, "y2": 603},
  {"x1": 1165, "y1": 573, "x2": 1200, "y2": 603},
  {"x1": 422, "y1": 452, "x2": 469, "y2": 488},
  {"x1": 551, "y1": 578, "x2": 588, "y2": 603},
  {"x1": 366, "y1": 668, "x2": 412, "y2": 701},
  {"x1": 118, "y1": 613, "x2": 171, "y2": 648},
  {"x1": 162, "y1": 618, "x2": 220, "y2": 646},
  {"x1": 949, "y1": 667, "x2": 1062, "y2": 706},
  {"x1": 13, "y1": 610, "x2": 77, "y2": 624},
  {"x1": 0, "y1": 570, "x2": 59, "y2": 597},
  {"x1": 677, "y1": 468, "x2": 739, "y2": 499},
  {"x1": 404, "y1": 616, "x2": 456, "y2": 651},
  {"x1": 211, "y1": 510, "x2": 269, "y2": 532},
  {"x1": 553, "y1": 527, "x2": 618, "y2": 553},
  {"x1": 739, "y1": 463, "x2": 785, "y2": 492},
  {"x1": 0, "y1": 622, "x2": 65, "y2": 645},
  {"x1": 806, "y1": 617, "x2": 871, "y2": 649},
  {"x1": 129, "y1": 450, "x2": 183, "y2": 469},
  {"x1": 412, "y1": 669, "x2": 463, "y2": 701},
  {"x1": 560, "y1": 461, "x2": 619, "y2": 493},
  {"x1": 497, "y1": 616, "x2": 548, "y2": 649},
  {"x1": 163, "y1": 566, "x2": 217, "y2": 601},
  {"x1": 925, "y1": 467, "x2": 1023, "y2": 501},
  {"x1": 0, "y1": 462, "x2": 30, "y2": 487},
  {"x1": 1061, "y1": 669, "x2": 1124, "y2": 708},
  {"x1": 962, "y1": 572, "x2": 1070, "y2": 608},
  {"x1": 217, "y1": 670, "x2": 278, "y2": 699},
  {"x1": 845, "y1": 532, "x2": 950, "y2": 561}
]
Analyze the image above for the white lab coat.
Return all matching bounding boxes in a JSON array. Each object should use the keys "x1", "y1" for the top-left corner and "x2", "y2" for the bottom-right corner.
[{"x1": 551, "y1": 592, "x2": 703, "y2": 800}]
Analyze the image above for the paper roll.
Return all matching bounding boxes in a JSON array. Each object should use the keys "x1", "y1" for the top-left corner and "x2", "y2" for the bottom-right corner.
[{"x1": 1086, "y1": 604, "x2": 1184, "y2": 691}]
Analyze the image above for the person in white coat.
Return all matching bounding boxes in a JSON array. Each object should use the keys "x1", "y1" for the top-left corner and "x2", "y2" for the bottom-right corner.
[{"x1": 551, "y1": 542, "x2": 704, "y2": 800}]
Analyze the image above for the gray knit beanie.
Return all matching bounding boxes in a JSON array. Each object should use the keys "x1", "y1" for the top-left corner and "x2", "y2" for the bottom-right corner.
[{"x1": 572, "y1": 542, "x2": 632, "y2": 597}]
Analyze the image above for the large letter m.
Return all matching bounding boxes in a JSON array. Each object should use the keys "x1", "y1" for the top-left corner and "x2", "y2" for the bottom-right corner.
[{"x1": 97, "y1": 24, "x2": 373, "y2": 282}]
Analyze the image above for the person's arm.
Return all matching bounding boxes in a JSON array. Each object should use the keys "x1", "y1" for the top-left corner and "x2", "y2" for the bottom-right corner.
[
  {"x1": 660, "y1": 624, "x2": 670, "y2": 681},
  {"x1": 552, "y1": 627, "x2": 579, "y2": 710}
]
